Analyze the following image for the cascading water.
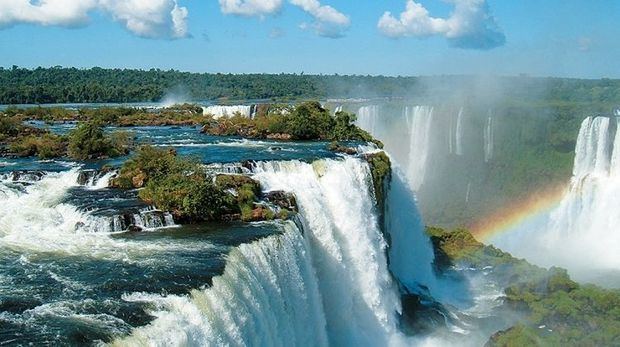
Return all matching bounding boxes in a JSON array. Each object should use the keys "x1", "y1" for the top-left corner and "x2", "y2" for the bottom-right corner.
[
  {"x1": 0, "y1": 169, "x2": 176, "y2": 255},
  {"x1": 455, "y1": 107, "x2": 464, "y2": 156},
  {"x1": 202, "y1": 105, "x2": 253, "y2": 119},
  {"x1": 403, "y1": 106, "x2": 434, "y2": 191},
  {"x1": 491, "y1": 116, "x2": 620, "y2": 283},
  {"x1": 116, "y1": 157, "x2": 437, "y2": 345},
  {"x1": 483, "y1": 114, "x2": 494, "y2": 163},
  {"x1": 357, "y1": 105, "x2": 380, "y2": 135}
]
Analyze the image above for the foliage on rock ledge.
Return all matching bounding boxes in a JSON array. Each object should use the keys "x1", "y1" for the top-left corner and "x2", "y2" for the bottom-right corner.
[
  {"x1": 110, "y1": 145, "x2": 292, "y2": 223},
  {"x1": 202, "y1": 101, "x2": 383, "y2": 146},
  {"x1": 365, "y1": 151, "x2": 391, "y2": 208}
]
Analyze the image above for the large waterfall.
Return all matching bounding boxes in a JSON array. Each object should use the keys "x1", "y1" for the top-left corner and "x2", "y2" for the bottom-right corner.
[
  {"x1": 492, "y1": 116, "x2": 620, "y2": 282},
  {"x1": 116, "y1": 157, "x2": 437, "y2": 345},
  {"x1": 357, "y1": 105, "x2": 434, "y2": 192}
]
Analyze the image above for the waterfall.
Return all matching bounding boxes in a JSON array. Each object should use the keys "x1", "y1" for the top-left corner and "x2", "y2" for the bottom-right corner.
[
  {"x1": 483, "y1": 115, "x2": 494, "y2": 163},
  {"x1": 202, "y1": 105, "x2": 253, "y2": 119},
  {"x1": 455, "y1": 107, "x2": 464, "y2": 156},
  {"x1": 116, "y1": 223, "x2": 329, "y2": 347},
  {"x1": 403, "y1": 106, "x2": 434, "y2": 191},
  {"x1": 356, "y1": 105, "x2": 379, "y2": 136},
  {"x1": 118, "y1": 157, "x2": 436, "y2": 345},
  {"x1": 492, "y1": 116, "x2": 620, "y2": 279},
  {"x1": 333, "y1": 105, "x2": 343, "y2": 115},
  {"x1": 385, "y1": 166, "x2": 437, "y2": 293}
]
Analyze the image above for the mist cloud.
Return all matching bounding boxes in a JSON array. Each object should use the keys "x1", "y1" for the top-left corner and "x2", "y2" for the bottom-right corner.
[
  {"x1": 0, "y1": 0, "x2": 189, "y2": 39},
  {"x1": 378, "y1": 0, "x2": 506, "y2": 50},
  {"x1": 219, "y1": 0, "x2": 350, "y2": 38}
]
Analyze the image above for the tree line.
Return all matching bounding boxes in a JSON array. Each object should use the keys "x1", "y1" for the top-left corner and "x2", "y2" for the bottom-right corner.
[{"x1": 1, "y1": 66, "x2": 620, "y2": 106}]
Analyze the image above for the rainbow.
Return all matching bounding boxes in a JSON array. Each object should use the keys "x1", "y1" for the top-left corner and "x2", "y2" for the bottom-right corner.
[{"x1": 469, "y1": 183, "x2": 568, "y2": 242}]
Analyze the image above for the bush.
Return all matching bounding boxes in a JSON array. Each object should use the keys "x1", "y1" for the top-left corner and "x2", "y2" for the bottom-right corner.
[
  {"x1": 67, "y1": 120, "x2": 133, "y2": 160},
  {"x1": 0, "y1": 115, "x2": 21, "y2": 137},
  {"x1": 9, "y1": 133, "x2": 65, "y2": 159},
  {"x1": 110, "y1": 145, "x2": 180, "y2": 188}
]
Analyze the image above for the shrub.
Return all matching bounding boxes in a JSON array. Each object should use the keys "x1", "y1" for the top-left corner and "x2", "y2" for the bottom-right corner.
[
  {"x1": 67, "y1": 120, "x2": 133, "y2": 160},
  {"x1": 0, "y1": 115, "x2": 21, "y2": 137},
  {"x1": 110, "y1": 145, "x2": 180, "y2": 188},
  {"x1": 9, "y1": 133, "x2": 65, "y2": 158}
]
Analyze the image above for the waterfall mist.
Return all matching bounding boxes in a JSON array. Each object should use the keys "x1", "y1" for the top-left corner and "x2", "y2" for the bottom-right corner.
[{"x1": 492, "y1": 116, "x2": 620, "y2": 287}]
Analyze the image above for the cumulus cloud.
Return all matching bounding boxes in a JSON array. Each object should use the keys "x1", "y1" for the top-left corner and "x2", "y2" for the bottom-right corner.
[
  {"x1": 290, "y1": 0, "x2": 350, "y2": 37},
  {"x1": 219, "y1": 0, "x2": 350, "y2": 38},
  {"x1": 219, "y1": 0, "x2": 283, "y2": 16},
  {"x1": 378, "y1": 0, "x2": 505, "y2": 50},
  {"x1": 0, "y1": 0, "x2": 189, "y2": 39}
]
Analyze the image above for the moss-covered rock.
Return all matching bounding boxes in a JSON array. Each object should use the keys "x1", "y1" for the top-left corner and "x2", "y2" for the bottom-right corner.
[{"x1": 364, "y1": 151, "x2": 391, "y2": 208}]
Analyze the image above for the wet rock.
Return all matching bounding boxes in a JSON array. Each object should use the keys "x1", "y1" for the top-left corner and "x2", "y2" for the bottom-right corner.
[
  {"x1": 266, "y1": 133, "x2": 292, "y2": 141},
  {"x1": 264, "y1": 191, "x2": 298, "y2": 212},
  {"x1": 221, "y1": 213, "x2": 241, "y2": 222},
  {"x1": 328, "y1": 141, "x2": 358, "y2": 155},
  {"x1": 131, "y1": 172, "x2": 147, "y2": 188},
  {"x1": 77, "y1": 170, "x2": 96, "y2": 185},
  {"x1": 11, "y1": 170, "x2": 46, "y2": 182},
  {"x1": 127, "y1": 225, "x2": 143, "y2": 232}
]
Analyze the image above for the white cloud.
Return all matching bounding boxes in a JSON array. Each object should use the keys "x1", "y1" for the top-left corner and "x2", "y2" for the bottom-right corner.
[
  {"x1": 378, "y1": 0, "x2": 505, "y2": 49},
  {"x1": 219, "y1": 0, "x2": 283, "y2": 16},
  {"x1": 0, "y1": 0, "x2": 189, "y2": 39},
  {"x1": 290, "y1": 0, "x2": 349, "y2": 37},
  {"x1": 0, "y1": 0, "x2": 96, "y2": 27},
  {"x1": 218, "y1": 0, "x2": 349, "y2": 38},
  {"x1": 100, "y1": 0, "x2": 188, "y2": 39}
]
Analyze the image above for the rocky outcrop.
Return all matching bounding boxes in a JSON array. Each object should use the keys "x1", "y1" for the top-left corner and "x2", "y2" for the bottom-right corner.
[
  {"x1": 263, "y1": 190, "x2": 298, "y2": 212},
  {"x1": 363, "y1": 151, "x2": 391, "y2": 209},
  {"x1": 266, "y1": 133, "x2": 292, "y2": 140},
  {"x1": 328, "y1": 141, "x2": 358, "y2": 155}
]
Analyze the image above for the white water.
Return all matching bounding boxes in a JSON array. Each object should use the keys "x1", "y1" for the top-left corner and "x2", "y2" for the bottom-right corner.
[
  {"x1": 118, "y1": 157, "x2": 437, "y2": 345},
  {"x1": 455, "y1": 107, "x2": 464, "y2": 156},
  {"x1": 202, "y1": 105, "x2": 253, "y2": 119},
  {"x1": 0, "y1": 170, "x2": 180, "y2": 258},
  {"x1": 483, "y1": 115, "x2": 493, "y2": 163},
  {"x1": 115, "y1": 223, "x2": 329, "y2": 347},
  {"x1": 492, "y1": 116, "x2": 620, "y2": 281},
  {"x1": 403, "y1": 106, "x2": 434, "y2": 191},
  {"x1": 357, "y1": 105, "x2": 434, "y2": 192},
  {"x1": 357, "y1": 105, "x2": 380, "y2": 135},
  {"x1": 385, "y1": 166, "x2": 437, "y2": 294}
]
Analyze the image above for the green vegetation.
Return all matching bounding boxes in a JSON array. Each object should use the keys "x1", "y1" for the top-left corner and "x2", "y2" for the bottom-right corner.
[
  {"x1": 67, "y1": 120, "x2": 133, "y2": 160},
  {"x1": 202, "y1": 101, "x2": 379, "y2": 143},
  {"x1": 2, "y1": 67, "x2": 620, "y2": 106},
  {"x1": 365, "y1": 151, "x2": 391, "y2": 208},
  {"x1": 427, "y1": 227, "x2": 620, "y2": 346},
  {"x1": 110, "y1": 146, "x2": 288, "y2": 223},
  {"x1": 2, "y1": 104, "x2": 207, "y2": 127},
  {"x1": 10, "y1": 133, "x2": 65, "y2": 159}
]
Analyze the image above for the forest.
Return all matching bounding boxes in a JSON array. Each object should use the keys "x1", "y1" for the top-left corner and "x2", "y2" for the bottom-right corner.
[{"x1": 2, "y1": 66, "x2": 620, "y2": 106}]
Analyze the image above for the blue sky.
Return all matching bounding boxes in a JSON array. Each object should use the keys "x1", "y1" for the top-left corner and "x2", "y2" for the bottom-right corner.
[{"x1": 0, "y1": 0, "x2": 618, "y2": 78}]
